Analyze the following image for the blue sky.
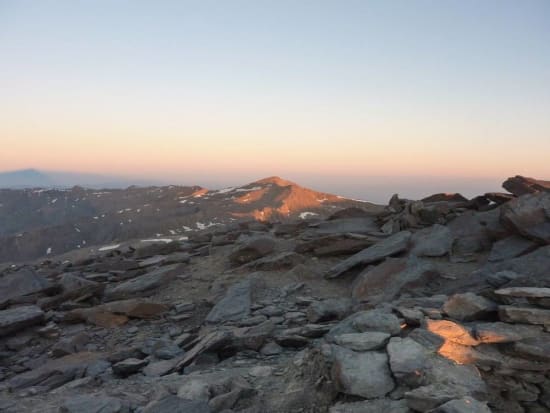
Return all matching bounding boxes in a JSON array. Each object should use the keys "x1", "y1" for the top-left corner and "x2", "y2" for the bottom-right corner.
[{"x1": 0, "y1": 1, "x2": 549, "y2": 200}]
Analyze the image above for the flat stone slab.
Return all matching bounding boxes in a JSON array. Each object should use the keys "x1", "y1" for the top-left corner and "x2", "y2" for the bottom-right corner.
[
  {"x1": 331, "y1": 345, "x2": 395, "y2": 398},
  {"x1": 499, "y1": 306, "x2": 550, "y2": 325},
  {"x1": 0, "y1": 305, "x2": 44, "y2": 336},
  {"x1": 495, "y1": 287, "x2": 550, "y2": 298},
  {"x1": 325, "y1": 231, "x2": 411, "y2": 278}
]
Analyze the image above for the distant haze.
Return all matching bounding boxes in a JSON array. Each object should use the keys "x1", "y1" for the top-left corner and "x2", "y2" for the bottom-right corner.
[
  {"x1": 0, "y1": 168, "x2": 505, "y2": 204},
  {"x1": 1, "y1": 1, "x2": 549, "y2": 196}
]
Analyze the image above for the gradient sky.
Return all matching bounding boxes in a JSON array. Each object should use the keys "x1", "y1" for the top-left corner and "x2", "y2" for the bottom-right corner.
[{"x1": 1, "y1": 0, "x2": 549, "y2": 199}]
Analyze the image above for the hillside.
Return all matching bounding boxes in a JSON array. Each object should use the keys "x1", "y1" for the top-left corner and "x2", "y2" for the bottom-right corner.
[
  {"x1": 0, "y1": 175, "x2": 549, "y2": 412},
  {"x1": 0, "y1": 177, "x2": 382, "y2": 262}
]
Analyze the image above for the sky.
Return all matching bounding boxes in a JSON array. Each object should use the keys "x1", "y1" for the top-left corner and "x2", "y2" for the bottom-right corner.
[{"x1": 1, "y1": 0, "x2": 549, "y2": 201}]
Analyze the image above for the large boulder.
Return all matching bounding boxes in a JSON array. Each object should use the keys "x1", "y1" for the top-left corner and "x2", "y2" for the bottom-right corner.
[
  {"x1": 331, "y1": 345, "x2": 395, "y2": 398},
  {"x1": 60, "y1": 395, "x2": 125, "y2": 413},
  {"x1": 205, "y1": 278, "x2": 252, "y2": 324},
  {"x1": 442, "y1": 293, "x2": 497, "y2": 321},
  {"x1": 325, "y1": 231, "x2": 411, "y2": 278},
  {"x1": 0, "y1": 305, "x2": 44, "y2": 336},
  {"x1": 501, "y1": 192, "x2": 550, "y2": 244},
  {"x1": 352, "y1": 256, "x2": 438, "y2": 305},
  {"x1": 329, "y1": 399, "x2": 410, "y2": 413},
  {"x1": 65, "y1": 299, "x2": 168, "y2": 327},
  {"x1": 228, "y1": 237, "x2": 276, "y2": 266},
  {"x1": 502, "y1": 175, "x2": 550, "y2": 196},
  {"x1": 411, "y1": 224, "x2": 453, "y2": 257},
  {"x1": 0, "y1": 268, "x2": 53, "y2": 307},
  {"x1": 105, "y1": 264, "x2": 184, "y2": 300},
  {"x1": 307, "y1": 298, "x2": 353, "y2": 323},
  {"x1": 488, "y1": 235, "x2": 538, "y2": 262}
]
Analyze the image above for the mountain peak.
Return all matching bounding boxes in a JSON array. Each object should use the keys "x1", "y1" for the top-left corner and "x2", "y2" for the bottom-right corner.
[{"x1": 253, "y1": 176, "x2": 296, "y2": 187}]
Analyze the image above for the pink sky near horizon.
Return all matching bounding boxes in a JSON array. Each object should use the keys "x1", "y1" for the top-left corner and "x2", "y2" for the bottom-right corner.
[{"x1": 1, "y1": 1, "x2": 549, "y2": 185}]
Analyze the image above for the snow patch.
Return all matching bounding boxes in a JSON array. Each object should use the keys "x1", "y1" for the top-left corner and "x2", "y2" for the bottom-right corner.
[
  {"x1": 141, "y1": 239, "x2": 173, "y2": 244},
  {"x1": 299, "y1": 212, "x2": 319, "y2": 219},
  {"x1": 99, "y1": 244, "x2": 120, "y2": 252}
]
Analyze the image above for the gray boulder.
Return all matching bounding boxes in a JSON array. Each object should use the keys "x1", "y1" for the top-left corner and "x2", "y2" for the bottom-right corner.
[
  {"x1": 60, "y1": 395, "x2": 125, "y2": 413},
  {"x1": 325, "y1": 231, "x2": 411, "y2": 278},
  {"x1": 501, "y1": 192, "x2": 550, "y2": 244},
  {"x1": 488, "y1": 235, "x2": 538, "y2": 262},
  {"x1": 411, "y1": 224, "x2": 453, "y2": 257},
  {"x1": 307, "y1": 298, "x2": 353, "y2": 323},
  {"x1": 331, "y1": 345, "x2": 395, "y2": 398},
  {"x1": 352, "y1": 256, "x2": 438, "y2": 305},
  {"x1": 429, "y1": 396, "x2": 491, "y2": 413},
  {"x1": 442, "y1": 293, "x2": 497, "y2": 321},
  {"x1": 206, "y1": 278, "x2": 252, "y2": 324},
  {"x1": 0, "y1": 268, "x2": 53, "y2": 307},
  {"x1": 142, "y1": 395, "x2": 211, "y2": 413},
  {"x1": 105, "y1": 264, "x2": 184, "y2": 300},
  {"x1": 0, "y1": 305, "x2": 44, "y2": 336}
]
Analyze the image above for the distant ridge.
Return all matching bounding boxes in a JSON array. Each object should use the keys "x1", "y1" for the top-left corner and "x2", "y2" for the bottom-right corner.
[{"x1": 0, "y1": 169, "x2": 54, "y2": 188}]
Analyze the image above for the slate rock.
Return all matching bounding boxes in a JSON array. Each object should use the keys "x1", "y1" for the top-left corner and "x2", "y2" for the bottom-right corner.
[
  {"x1": 0, "y1": 268, "x2": 53, "y2": 307},
  {"x1": 0, "y1": 305, "x2": 44, "y2": 336},
  {"x1": 112, "y1": 358, "x2": 148, "y2": 377},
  {"x1": 229, "y1": 237, "x2": 276, "y2": 266},
  {"x1": 206, "y1": 278, "x2": 252, "y2": 324},
  {"x1": 331, "y1": 345, "x2": 395, "y2": 398},
  {"x1": 325, "y1": 231, "x2": 412, "y2": 278},
  {"x1": 411, "y1": 224, "x2": 453, "y2": 257},
  {"x1": 60, "y1": 394, "x2": 125, "y2": 413},
  {"x1": 499, "y1": 306, "x2": 550, "y2": 325},
  {"x1": 105, "y1": 264, "x2": 184, "y2": 300},
  {"x1": 329, "y1": 399, "x2": 410, "y2": 413},
  {"x1": 488, "y1": 236, "x2": 538, "y2": 262},
  {"x1": 333, "y1": 332, "x2": 390, "y2": 351},
  {"x1": 442, "y1": 293, "x2": 497, "y2": 321},
  {"x1": 352, "y1": 256, "x2": 438, "y2": 305},
  {"x1": 429, "y1": 396, "x2": 491, "y2": 413},
  {"x1": 142, "y1": 395, "x2": 211, "y2": 413},
  {"x1": 307, "y1": 298, "x2": 352, "y2": 323},
  {"x1": 501, "y1": 192, "x2": 550, "y2": 244}
]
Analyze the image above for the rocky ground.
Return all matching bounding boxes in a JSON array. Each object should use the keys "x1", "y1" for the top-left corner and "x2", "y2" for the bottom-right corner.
[{"x1": 0, "y1": 175, "x2": 549, "y2": 412}]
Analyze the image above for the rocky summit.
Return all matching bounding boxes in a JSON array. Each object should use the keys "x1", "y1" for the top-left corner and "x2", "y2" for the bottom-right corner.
[{"x1": 0, "y1": 175, "x2": 550, "y2": 412}]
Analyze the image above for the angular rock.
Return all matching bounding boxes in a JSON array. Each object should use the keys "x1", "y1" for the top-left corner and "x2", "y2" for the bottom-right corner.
[
  {"x1": 325, "y1": 231, "x2": 411, "y2": 278},
  {"x1": 329, "y1": 399, "x2": 410, "y2": 413},
  {"x1": 352, "y1": 256, "x2": 438, "y2": 305},
  {"x1": 511, "y1": 335, "x2": 550, "y2": 362},
  {"x1": 0, "y1": 268, "x2": 53, "y2": 307},
  {"x1": 229, "y1": 237, "x2": 276, "y2": 266},
  {"x1": 205, "y1": 278, "x2": 251, "y2": 324},
  {"x1": 411, "y1": 224, "x2": 453, "y2": 257},
  {"x1": 488, "y1": 235, "x2": 538, "y2": 262},
  {"x1": 387, "y1": 337, "x2": 430, "y2": 387},
  {"x1": 334, "y1": 331, "x2": 390, "y2": 351},
  {"x1": 307, "y1": 298, "x2": 352, "y2": 323},
  {"x1": 429, "y1": 396, "x2": 491, "y2": 413},
  {"x1": 246, "y1": 251, "x2": 305, "y2": 271},
  {"x1": 442, "y1": 293, "x2": 497, "y2": 321},
  {"x1": 495, "y1": 286, "x2": 550, "y2": 299},
  {"x1": 0, "y1": 305, "x2": 44, "y2": 336},
  {"x1": 501, "y1": 192, "x2": 550, "y2": 244},
  {"x1": 112, "y1": 358, "x2": 148, "y2": 377},
  {"x1": 60, "y1": 394, "x2": 124, "y2": 413},
  {"x1": 142, "y1": 395, "x2": 211, "y2": 413},
  {"x1": 9, "y1": 352, "x2": 102, "y2": 390},
  {"x1": 65, "y1": 299, "x2": 169, "y2": 326},
  {"x1": 499, "y1": 306, "x2": 550, "y2": 325},
  {"x1": 503, "y1": 175, "x2": 550, "y2": 196},
  {"x1": 405, "y1": 383, "x2": 476, "y2": 412},
  {"x1": 105, "y1": 264, "x2": 184, "y2": 300},
  {"x1": 331, "y1": 345, "x2": 395, "y2": 398},
  {"x1": 473, "y1": 322, "x2": 542, "y2": 343}
]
